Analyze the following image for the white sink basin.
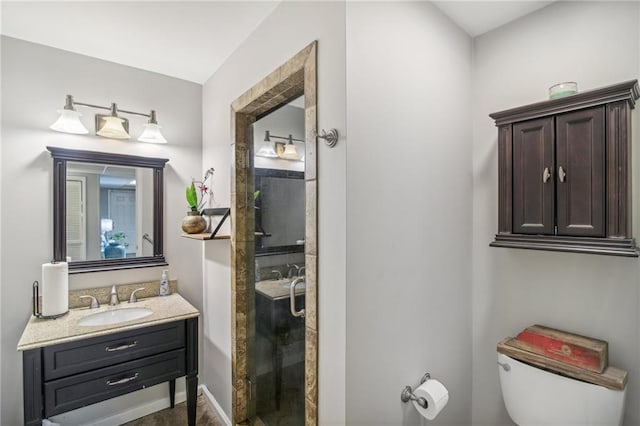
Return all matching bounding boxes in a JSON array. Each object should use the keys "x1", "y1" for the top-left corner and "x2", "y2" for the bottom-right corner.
[
  {"x1": 282, "y1": 281, "x2": 305, "y2": 289},
  {"x1": 78, "y1": 307, "x2": 153, "y2": 326}
]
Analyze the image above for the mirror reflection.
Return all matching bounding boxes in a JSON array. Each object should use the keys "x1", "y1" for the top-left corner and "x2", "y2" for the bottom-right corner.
[
  {"x1": 251, "y1": 95, "x2": 306, "y2": 424},
  {"x1": 49, "y1": 146, "x2": 168, "y2": 273},
  {"x1": 255, "y1": 169, "x2": 305, "y2": 252},
  {"x1": 66, "y1": 162, "x2": 154, "y2": 261}
]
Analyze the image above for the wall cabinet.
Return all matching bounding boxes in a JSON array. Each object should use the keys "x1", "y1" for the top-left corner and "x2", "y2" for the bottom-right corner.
[{"x1": 490, "y1": 80, "x2": 639, "y2": 256}]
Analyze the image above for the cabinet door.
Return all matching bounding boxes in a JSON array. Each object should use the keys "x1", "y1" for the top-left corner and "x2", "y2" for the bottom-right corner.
[
  {"x1": 512, "y1": 117, "x2": 555, "y2": 234},
  {"x1": 556, "y1": 107, "x2": 605, "y2": 237}
]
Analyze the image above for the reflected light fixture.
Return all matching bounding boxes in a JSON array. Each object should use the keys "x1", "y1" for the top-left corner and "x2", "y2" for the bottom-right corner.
[
  {"x1": 257, "y1": 130, "x2": 304, "y2": 161},
  {"x1": 281, "y1": 135, "x2": 300, "y2": 160},
  {"x1": 256, "y1": 130, "x2": 278, "y2": 158},
  {"x1": 50, "y1": 94, "x2": 168, "y2": 143}
]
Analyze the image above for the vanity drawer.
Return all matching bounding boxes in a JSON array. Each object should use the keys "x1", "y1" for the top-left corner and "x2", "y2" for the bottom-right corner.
[
  {"x1": 43, "y1": 321, "x2": 185, "y2": 380},
  {"x1": 44, "y1": 349, "x2": 185, "y2": 417}
]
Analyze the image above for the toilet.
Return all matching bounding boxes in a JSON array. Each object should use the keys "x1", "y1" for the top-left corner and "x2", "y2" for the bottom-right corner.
[{"x1": 497, "y1": 353, "x2": 626, "y2": 425}]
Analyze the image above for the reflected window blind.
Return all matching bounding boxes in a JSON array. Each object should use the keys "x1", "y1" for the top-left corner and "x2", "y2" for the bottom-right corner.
[{"x1": 66, "y1": 178, "x2": 86, "y2": 261}]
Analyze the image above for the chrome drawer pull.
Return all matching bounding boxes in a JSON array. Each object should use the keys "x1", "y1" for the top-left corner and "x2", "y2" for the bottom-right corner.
[
  {"x1": 106, "y1": 372, "x2": 139, "y2": 386},
  {"x1": 105, "y1": 341, "x2": 138, "y2": 352}
]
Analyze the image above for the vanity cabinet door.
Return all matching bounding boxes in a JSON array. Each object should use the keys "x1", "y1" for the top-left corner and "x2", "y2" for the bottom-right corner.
[
  {"x1": 512, "y1": 117, "x2": 555, "y2": 235},
  {"x1": 555, "y1": 107, "x2": 605, "y2": 236},
  {"x1": 44, "y1": 321, "x2": 185, "y2": 380}
]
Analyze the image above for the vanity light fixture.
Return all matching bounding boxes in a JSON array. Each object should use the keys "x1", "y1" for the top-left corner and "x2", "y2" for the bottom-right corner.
[
  {"x1": 50, "y1": 94, "x2": 168, "y2": 143},
  {"x1": 49, "y1": 95, "x2": 89, "y2": 134},
  {"x1": 138, "y1": 110, "x2": 168, "y2": 144},
  {"x1": 96, "y1": 103, "x2": 129, "y2": 139}
]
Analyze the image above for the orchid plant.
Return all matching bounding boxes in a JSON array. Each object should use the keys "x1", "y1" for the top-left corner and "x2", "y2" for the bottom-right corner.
[{"x1": 186, "y1": 167, "x2": 215, "y2": 212}]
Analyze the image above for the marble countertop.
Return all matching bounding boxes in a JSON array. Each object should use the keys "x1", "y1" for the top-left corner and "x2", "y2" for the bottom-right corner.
[
  {"x1": 17, "y1": 293, "x2": 199, "y2": 351},
  {"x1": 255, "y1": 278, "x2": 305, "y2": 301}
]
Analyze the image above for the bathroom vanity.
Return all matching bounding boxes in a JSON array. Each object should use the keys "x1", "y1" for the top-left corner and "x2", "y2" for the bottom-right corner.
[{"x1": 18, "y1": 293, "x2": 199, "y2": 426}]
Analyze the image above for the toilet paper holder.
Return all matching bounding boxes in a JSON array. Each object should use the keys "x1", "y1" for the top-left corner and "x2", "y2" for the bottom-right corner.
[{"x1": 401, "y1": 372, "x2": 431, "y2": 409}]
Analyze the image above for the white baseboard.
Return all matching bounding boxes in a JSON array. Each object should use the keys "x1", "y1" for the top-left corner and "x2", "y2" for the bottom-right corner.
[{"x1": 200, "y1": 384, "x2": 232, "y2": 426}]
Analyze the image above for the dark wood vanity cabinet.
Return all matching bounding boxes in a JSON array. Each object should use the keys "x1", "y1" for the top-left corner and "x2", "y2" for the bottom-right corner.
[
  {"x1": 491, "y1": 80, "x2": 640, "y2": 256},
  {"x1": 23, "y1": 318, "x2": 198, "y2": 426}
]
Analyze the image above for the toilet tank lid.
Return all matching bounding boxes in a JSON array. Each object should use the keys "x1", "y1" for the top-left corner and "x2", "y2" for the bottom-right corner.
[{"x1": 497, "y1": 338, "x2": 627, "y2": 390}]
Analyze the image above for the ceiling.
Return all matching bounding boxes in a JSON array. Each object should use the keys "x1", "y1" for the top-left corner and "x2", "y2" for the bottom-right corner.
[
  {"x1": 433, "y1": 1, "x2": 554, "y2": 37},
  {"x1": 0, "y1": 1, "x2": 280, "y2": 84},
  {"x1": 2, "y1": 1, "x2": 553, "y2": 84}
]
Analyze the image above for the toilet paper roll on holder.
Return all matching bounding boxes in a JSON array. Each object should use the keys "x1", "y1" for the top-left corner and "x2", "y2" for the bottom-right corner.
[{"x1": 401, "y1": 372, "x2": 431, "y2": 409}]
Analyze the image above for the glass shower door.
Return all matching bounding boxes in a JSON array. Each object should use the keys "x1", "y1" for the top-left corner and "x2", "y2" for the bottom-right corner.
[{"x1": 250, "y1": 97, "x2": 306, "y2": 425}]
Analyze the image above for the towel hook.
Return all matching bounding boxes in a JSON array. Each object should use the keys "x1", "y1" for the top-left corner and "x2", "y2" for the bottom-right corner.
[
  {"x1": 316, "y1": 128, "x2": 339, "y2": 148},
  {"x1": 401, "y1": 372, "x2": 431, "y2": 409}
]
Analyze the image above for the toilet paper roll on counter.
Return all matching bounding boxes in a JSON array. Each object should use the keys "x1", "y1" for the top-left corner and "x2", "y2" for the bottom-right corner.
[
  {"x1": 412, "y1": 379, "x2": 449, "y2": 420},
  {"x1": 41, "y1": 262, "x2": 69, "y2": 317}
]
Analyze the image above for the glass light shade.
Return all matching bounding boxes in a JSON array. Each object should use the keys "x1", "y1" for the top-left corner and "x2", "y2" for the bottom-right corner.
[
  {"x1": 281, "y1": 142, "x2": 300, "y2": 160},
  {"x1": 97, "y1": 116, "x2": 130, "y2": 139},
  {"x1": 138, "y1": 123, "x2": 168, "y2": 144},
  {"x1": 50, "y1": 109, "x2": 89, "y2": 134},
  {"x1": 256, "y1": 141, "x2": 278, "y2": 158}
]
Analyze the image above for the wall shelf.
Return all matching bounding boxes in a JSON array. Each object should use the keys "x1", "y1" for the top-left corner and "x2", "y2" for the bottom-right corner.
[
  {"x1": 181, "y1": 232, "x2": 267, "y2": 241},
  {"x1": 181, "y1": 233, "x2": 230, "y2": 240},
  {"x1": 181, "y1": 207, "x2": 230, "y2": 241}
]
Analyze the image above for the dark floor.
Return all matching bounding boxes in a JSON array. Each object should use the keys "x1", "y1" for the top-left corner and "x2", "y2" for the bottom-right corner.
[{"x1": 123, "y1": 394, "x2": 225, "y2": 426}]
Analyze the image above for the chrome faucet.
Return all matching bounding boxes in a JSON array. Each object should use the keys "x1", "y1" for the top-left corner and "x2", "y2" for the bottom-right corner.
[
  {"x1": 287, "y1": 264, "x2": 300, "y2": 278},
  {"x1": 298, "y1": 266, "x2": 306, "y2": 277},
  {"x1": 271, "y1": 270, "x2": 283, "y2": 280},
  {"x1": 129, "y1": 288, "x2": 145, "y2": 303},
  {"x1": 109, "y1": 285, "x2": 119, "y2": 306},
  {"x1": 79, "y1": 295, "x2": 100, "y2": 309}
]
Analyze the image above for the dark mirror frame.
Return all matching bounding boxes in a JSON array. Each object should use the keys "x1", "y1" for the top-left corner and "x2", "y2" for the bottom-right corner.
[
  {"x1": 47, "y1": 146, "x2": 169, "y2": 273},
  {"x1": 254, "y1": 167, "x2": 305, "y2": 256}
]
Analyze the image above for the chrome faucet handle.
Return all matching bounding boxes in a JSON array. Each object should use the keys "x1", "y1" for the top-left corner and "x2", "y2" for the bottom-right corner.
[
  {"x1": 271, "y1": 270, "x2": 283, "y2": 280},
  {"x1": 79, "y1": 295, "x2": 100, "y2": 309},
  {"x1": 109, "y1": 285, "x2": 119, "y2": 306},
  {"x1": 128, "y1": 288, "x2": 146, "y2": 303},
  {"x1": 298, "y1": 266, "x2": 306, "y2": 277},
  {"x1": 287, "y1": 263, "x2": 300, "y2": 278}
]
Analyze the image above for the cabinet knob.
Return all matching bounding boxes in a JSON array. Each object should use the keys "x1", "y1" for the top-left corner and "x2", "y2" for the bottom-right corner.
[
  {"x1": 543, "y1": 167, "x2": 552, "y2": 183},
  {"x1": 558, "y1": 166, "x2": 566, "y2": 183}
]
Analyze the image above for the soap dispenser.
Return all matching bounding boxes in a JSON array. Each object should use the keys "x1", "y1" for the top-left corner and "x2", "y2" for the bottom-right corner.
[{"x1": 159, "y1": 269, "x2": 170, "y2": 296}]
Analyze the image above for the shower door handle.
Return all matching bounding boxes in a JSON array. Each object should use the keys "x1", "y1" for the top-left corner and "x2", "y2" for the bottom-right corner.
[{"x1": 290, "y1": 277, "x2": 306, "y2": 318}]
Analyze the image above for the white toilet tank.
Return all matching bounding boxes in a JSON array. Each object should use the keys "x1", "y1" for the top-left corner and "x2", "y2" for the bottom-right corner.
[{"x1": 497, "y1": 353, "x2": 626, "y2": 426}]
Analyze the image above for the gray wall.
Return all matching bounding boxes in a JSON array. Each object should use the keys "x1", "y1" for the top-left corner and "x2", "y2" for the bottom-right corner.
[
  {"x1": 346, "y1": 2, "x2": 473, "y2": 425},
  {"x1": 202, "y1": 1, "x2": 347, "y2": 421},
  {"x1": 471, "y1": 2, "x2": 640, "y2": 425},
  {"x1": 1, "y1": 36, "x2": 203, "y2": 425}
]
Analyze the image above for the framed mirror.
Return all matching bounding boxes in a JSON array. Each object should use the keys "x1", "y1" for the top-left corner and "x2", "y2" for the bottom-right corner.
[
  {"x1": 255, "y1": 168, "x2": 305, "y2": 256},
  {"x1": 47, "y1": 146, "x2": 169, "y2": 273}
]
